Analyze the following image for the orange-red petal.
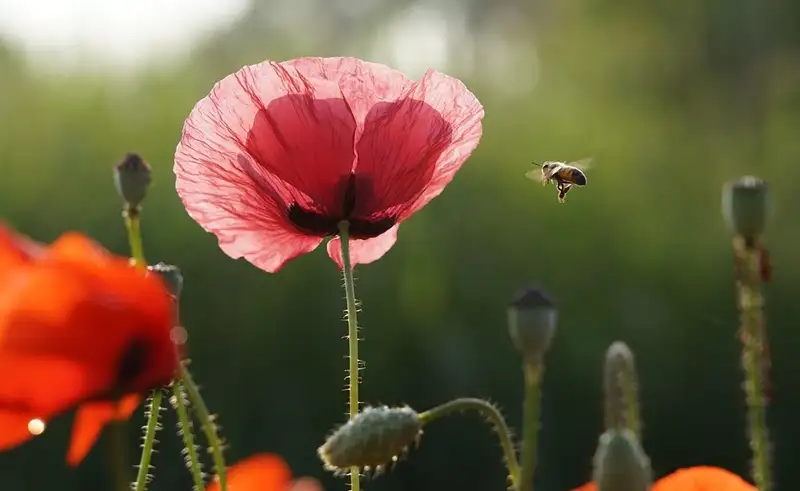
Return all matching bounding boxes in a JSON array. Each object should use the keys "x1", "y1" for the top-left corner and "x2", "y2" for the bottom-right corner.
[
  {"x1": 0, "y1": 231, "x2": 176, "y2": 397},
  {"x1": 0, "y1": 354, "x2": 93, "y2": 417},
  {"x1": 0, "y1": 223, "x2": 43, "y2": 275},
  {"x1": 67, "y1": 394, "x2": 141, "y2": 466},
  {"x1": 0, "y1": 411, "x2": 41, "y2": 450},
  {"x1": 570, "y1": 466, "x2": 755, "y2": 491},
  {"x1": 207, "y1": 453, "x2": 294, "y2": 491},
  {"x1": 652, "y1": 466, "x2": 756, "y2": 491}
]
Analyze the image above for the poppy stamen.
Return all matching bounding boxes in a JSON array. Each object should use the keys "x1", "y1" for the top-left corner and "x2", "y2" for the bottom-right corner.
[{"x1": 287, "y1": 172, "x2": 397, "y2": 239}]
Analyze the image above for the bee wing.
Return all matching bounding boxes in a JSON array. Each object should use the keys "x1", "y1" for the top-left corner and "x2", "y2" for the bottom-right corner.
[
  {"x1": 568, "y1": 157, "x2": 594, "y2": 171},
  {"x1": 524, "y1": 169, "x2": 540, "y2": 181}
]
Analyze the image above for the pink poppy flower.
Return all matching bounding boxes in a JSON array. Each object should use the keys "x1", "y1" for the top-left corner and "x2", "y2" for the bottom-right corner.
[{"x1": 174, "y1": 57, "x2": 484, "y2": 272}]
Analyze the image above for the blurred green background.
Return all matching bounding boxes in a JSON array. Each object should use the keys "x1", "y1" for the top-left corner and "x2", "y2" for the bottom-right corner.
[{"x1": 1, "y1": 0, "x2": 799, "y2": 490}]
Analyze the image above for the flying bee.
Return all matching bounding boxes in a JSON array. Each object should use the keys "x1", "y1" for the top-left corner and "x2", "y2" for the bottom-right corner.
[{"x1": 525, "y1": 158, "x2": 592, "y2": 203}]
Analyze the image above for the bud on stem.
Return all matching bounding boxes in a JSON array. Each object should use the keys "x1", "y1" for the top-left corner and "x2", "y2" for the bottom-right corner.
[
  {"x1": 592, "y1": 429, "x2": 652, "y2": 491},
  {"x1": 114, "y1": 153, "x2": 152, "y2": 214},
  {"x1": 318, "y1": 405, "x2": 423, "y2": 477}
]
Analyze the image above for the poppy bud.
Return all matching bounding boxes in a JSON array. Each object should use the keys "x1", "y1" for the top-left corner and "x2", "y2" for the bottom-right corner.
[
  {"x1": 507, "y1": 286, "x2": 557, "y2": 363},
  {"x1": 722, "y1": 176, "x2": 770, "y2": 241},
  {"x1": 592, "y1": 429, "x2": 652, "y2": 491},
  {"x1": 114, "y1": 153, "x2": 152, "y2": 209},
  {"x1": 603, "y1": 341, "x2": 641, "y2": 436},
  {"x1": 318, "y1": 405, "x2": 423, "y2": 476},
  {"x1": 147, "y1": 262, "x2": 183, "y2": 298}
]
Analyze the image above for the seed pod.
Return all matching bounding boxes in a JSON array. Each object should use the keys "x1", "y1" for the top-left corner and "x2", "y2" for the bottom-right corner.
[
  {"x1": 114, "y1": 153, "x2": 152, "y2": 209},
  {"x1": 507, "y1": 285, "x2": 557, "y2": 364},
  {"x1": 722, "y1": 176, "x2": 770, "y2": 241},
  {"x1": 318, "y1": 405, "x2": 423, "y2": 477}
]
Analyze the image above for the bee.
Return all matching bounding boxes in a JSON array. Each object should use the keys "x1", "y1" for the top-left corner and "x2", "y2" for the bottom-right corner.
[{"x1": 525, "y1": 158, "x2": 592, "y2": 203}]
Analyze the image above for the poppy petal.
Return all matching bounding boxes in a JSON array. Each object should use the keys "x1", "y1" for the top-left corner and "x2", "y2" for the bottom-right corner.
[
  {"x1": 0, "y1": 411, "x2": 42, "y2": 451},
  {"x1": 570, "y1": 483, "x2": 596, "y2": 491},
  {"x1": 355, "y1": 68, "x2": 483, "y2": 220},
  {"x1": 0, "y1": 353, "x2": 94, "y2": 417},
  {"x1": 66, "y1": 394, "x2": 140, "y2": 467},
  {"x1": 0, "y1": 223, "x2": 43, "y2": 275},
  {"x1": 207, "y1": 453, "x2": 293, "y2": 491},
  {"x1": 175, "y1": 60, "x2": 360, "y2": 273},
  {"x1": 0, "y1": 232, "x2": 175, "y2": 423},
  {"x1": 326, "y1": 224, "x2": 399, "y2": 269},
  {"x1": 281, "y1": 57, "x2": 415, "y2": 126},
  {"x1": 652, "y1": 466, "x2": 755, "y2": 491},
  {"x1": 288, "y1": 478, "x2": 324, "y2": 491}
]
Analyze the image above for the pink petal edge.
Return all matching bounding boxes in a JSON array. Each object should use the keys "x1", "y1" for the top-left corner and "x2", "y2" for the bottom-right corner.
[
  {"x1": 281, "y1": 57, "x2": 416, "y2": 129},
  {"x1": 326, "y1": 225, "x2": 400, "y2": 269},
  {"x1": 394, "y1": 68, "x2": 484, "y2": 220},
  {"x1": 289, "y1": 478, "x2": 325, "y2": 491}
]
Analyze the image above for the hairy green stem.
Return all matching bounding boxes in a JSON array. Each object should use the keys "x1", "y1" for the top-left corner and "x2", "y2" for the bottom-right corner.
[
  {"x1": 338, "y1": 221, "x2": 361, "y2": 491},
  {"x1": 518, "y1": 363, "x2": 543, "y2": 491},
  {"x1": 172, "y1": 382, "x2": 206, "y2": 491},
  {"x1": 735, "y1": 237, "x2": 772, "y2": 491},
  {"x1": 180, "y1": 363, "x2": 227, "y2": 491},
  {"x1": 622, "y1": 370, "x2": 641, "y2": 439},
  {"x1": 134, "y1": 391, "x2": 163, "y2": 491},
  {"x1": 419, "y1": 398, "x2": 520, "y2": 489},
  {"x1": 124, "y1": 209, "x2": 163, "y2": 491}
]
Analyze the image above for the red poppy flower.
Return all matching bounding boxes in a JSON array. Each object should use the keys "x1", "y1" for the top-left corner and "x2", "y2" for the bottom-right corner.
[
  {"x1": 207, "y1": 453, "x2": 323, "y2": 491},
  {"x1": 174, "y1": 56, "x2": 484, "y2": 273},
  {"x1": 0, "y1": 225, "x2": 177, "y2": 465},
  {"x1": 572, "y1": 465, "x2": 756, "y2": 491}
]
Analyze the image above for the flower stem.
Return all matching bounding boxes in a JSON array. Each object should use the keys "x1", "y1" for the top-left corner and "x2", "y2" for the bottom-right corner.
[
  {"x1": 124, "y1": 207, "x2": 146, "y2": 269},
  {"x1": 172, "y1": 381, "x2": 206, "y2": 491},
  {"x1": 108, "y1": 420, "x2": 131, "y2": 491},
  {"x1": 123, "y1": 208, "x2": 163, "y2": 491},
  {"x1": 734, "y1": 236, "x2": 772, "y2": 491},
  {"x1": 180, "y1": 363, "x2": 228, "y2": 491},
  {"x1": 518, "y1": 362, "x2": 543, "y2": 491},
  {"x1": 134, "y1": 391, "x2": 163, "y2": 491},
  {"x1": 418, "y1": 398, "x2": 521, "y2": 489},
  {"x1": 337, "y1": 221, "x2": 361, "y2": 491}
]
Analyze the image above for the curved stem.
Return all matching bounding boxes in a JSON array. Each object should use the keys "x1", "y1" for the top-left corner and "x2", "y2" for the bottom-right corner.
[
  {"x1": 172, "y1": 381, "x2": 206, "y2": 491},
  {"x1": 734, "y1": 237, "x2": 772, "y2": 491},
  {"x1": 419, "y1": 398, "x2": 520, "y2": 489},
  {"x1": 338, "y1": 221, "x2": 361, "y2": 491},
  {"x1": 519, "y1": 363, "x2": 543, "y2": 491},
  {"x1": 180, "y1": 363, "x2": 228, "y2": 491}
]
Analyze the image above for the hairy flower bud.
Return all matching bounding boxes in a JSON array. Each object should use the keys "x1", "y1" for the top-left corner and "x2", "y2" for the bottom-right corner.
[
  {"x1": 603, "y1": 341, "x2": 641, "y2": 436},
  {"x1": 507, "y1": 286, "x2": 557, "y2": 363},
  {"x1": 722, "y1": 176, "x2": 770, "y2": 241},
  {"x1": 114, "y1": 152, "x2": 152, "y2": 209},
  {"x1": 318, "y1": 405, "x2": 423, "y2": 476},
  {"x1": 593, "y1": 429, "x2": 652, "y2": 491},
  {"x1": 148, "y1": 262, "x2": 184, "y2": 298}
]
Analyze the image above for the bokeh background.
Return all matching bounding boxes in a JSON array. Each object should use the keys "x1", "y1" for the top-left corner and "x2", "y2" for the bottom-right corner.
[{"x1": 1, "y1": 0, "x2": 799, "y2": 490}]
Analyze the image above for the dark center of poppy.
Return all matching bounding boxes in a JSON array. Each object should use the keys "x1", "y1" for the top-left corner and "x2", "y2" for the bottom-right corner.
[
  {"x1": 287, "y1": 172, "x2": 396, "y2": 239},
  {"x1": 116, "y1": 338, "x2": 149, "y2": 389}
]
